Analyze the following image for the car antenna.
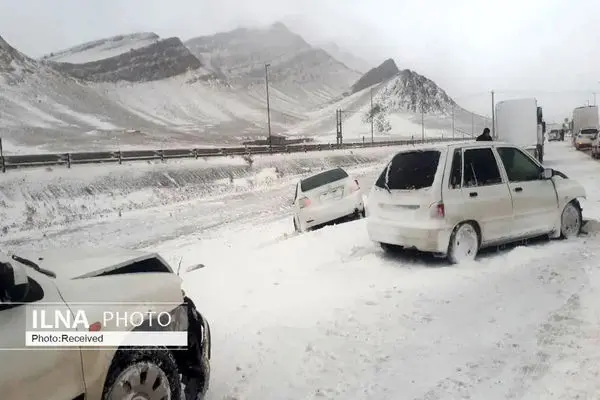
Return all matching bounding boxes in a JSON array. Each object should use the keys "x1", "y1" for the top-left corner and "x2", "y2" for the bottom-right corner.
[{"x1": 11, "y1": 254, "x2": 56, "y2": 278}]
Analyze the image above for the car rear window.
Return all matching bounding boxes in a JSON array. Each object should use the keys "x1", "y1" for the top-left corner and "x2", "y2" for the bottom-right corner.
[
  {"x1": 300, "y1": 168, "x2": 348, "y2": 192},
  {"x1": 375, "y1": 150, "x2": 441, "y2": 190}
]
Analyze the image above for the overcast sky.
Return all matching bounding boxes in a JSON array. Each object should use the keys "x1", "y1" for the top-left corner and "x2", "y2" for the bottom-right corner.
[{"x1": 1, "y1": 0, "x2": 599, "y2": 120}]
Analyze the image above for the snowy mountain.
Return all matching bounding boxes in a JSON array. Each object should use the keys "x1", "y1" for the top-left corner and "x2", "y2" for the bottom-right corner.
[
  {"x1": 49, "y1": 37, "x2": 203, "y2": 83},
  {"x1": 184, "y1": 22, "x2": 360, "y2": 107},
  {"x1": 351, "y1": 58, "x2": 399, "y2": 94},
  {"x1": 185, "y1": 22, "x2": 310, "y2": 77},
  {"x1": 286, "y1": 59, "x2": 489, "y2": 141},
  {"x1": 0, "y1": 24, "x2": 486, "y2": 153},
  {"x1": 41, "y1": 32, "x2": 160, "y2": 64},
  {"x1": 0, "y1": 35, "x2": 217, "y2": 152},
  {"x1": 310, "y1": 42, "x2": 371, "y2": 74}
]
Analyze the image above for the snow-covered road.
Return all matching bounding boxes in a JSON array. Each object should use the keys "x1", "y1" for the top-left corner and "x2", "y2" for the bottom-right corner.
[
  {"x1": 5, "y1": 141, "x2": 600, "y2": 399},
  {"x1": 152, "y1": 141, "x2": 600, "y2": 400}
]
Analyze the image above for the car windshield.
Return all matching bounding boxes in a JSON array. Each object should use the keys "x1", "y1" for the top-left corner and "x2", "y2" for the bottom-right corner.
[
  {"x1": 375, "y1": 150, "x2": 440, "y2": 190},
  {"x1": 581, "y1": 129, "x2": 598, "y2": 135},
  {"x1": 300, "y1": 168, "x2": 348, "y2": 192}
]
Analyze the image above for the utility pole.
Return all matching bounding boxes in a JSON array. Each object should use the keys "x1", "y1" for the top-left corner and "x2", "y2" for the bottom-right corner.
[
  {"x1": 491, "y1": 90, "x2": 496, "y2": 139},
  {"x1": 594, "y1": 92, "x2": 597, "y2": 106},
  {"x1": 471, "y1": 113, "x2": 474, "y2": 136},
  {"x1": 265, "y1": 63, "x2": 272, "y2": 152},
  {"x1": 451, "y1": 104, "x2": 455, "y2": 138},
  {"x1": 370, "y1": 88, "x2": 374, "y2": 144},
  {"x1": 421, "y1": 101, "x2": 425, "y2": 140}
]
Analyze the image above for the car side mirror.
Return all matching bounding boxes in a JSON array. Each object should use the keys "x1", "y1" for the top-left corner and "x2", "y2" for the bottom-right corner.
[
  {"x1": 0, "y1": 260, "x2": 30, "y2": 302},
  {"x1": 542, "y1": 168, "x2": 553, "y2": 180},
  {"x1": 184, "y1": 264, "x2": 206, "y2": 273}
]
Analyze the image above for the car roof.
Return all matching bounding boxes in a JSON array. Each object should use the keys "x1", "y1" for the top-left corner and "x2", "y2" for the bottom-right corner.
[
  {"x1": 10, "y1": 247, "x2": 170, "y2": 279},
  {"x1": 390, "y1": 140, "x2": 519, "y2": 155}
]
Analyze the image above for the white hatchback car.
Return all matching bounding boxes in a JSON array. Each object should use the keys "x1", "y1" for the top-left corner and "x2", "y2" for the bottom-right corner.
[
  {"x1": 367, "y1": 142, "x2": 586, "y2": 263},
  {"x1": 293, "y1": 167, "x2": 365, "y2": 232},
  {"x1": 574, "y1": 128, "x2": 598, "y2": 150}
]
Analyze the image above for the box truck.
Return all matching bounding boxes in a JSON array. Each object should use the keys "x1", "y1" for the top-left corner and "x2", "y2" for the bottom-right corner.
[
  {"x1": 495, "y1": 98, "x2": 546, "y2": 162},
  {"x1": 572, "y1": 105, "x2": 599, "y2": 150}
]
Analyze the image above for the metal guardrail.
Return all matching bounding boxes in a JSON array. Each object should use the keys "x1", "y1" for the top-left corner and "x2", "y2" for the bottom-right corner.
[{"x1": 0, "y1": 137, "x2": 471, "y2": 172}]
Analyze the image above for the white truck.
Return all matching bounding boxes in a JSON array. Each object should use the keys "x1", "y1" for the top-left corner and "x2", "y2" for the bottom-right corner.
[
  {"x1": 495, "y1": 98, "x2": 546, "y2": 163},
  {"x1": 572, "y1": 105, "x2": 599, "y2": 150}
]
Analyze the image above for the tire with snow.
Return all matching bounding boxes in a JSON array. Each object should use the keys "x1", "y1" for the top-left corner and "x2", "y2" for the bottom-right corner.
[
  {"x1": 447, "y1": 222, "x2": 479, "y2": 264},
  {"x1": 560, "y1": 201, "x2": 582, "y2": 239},
  {"x1": 102, "y1": 348, "x2": 181, "y2": 400}
]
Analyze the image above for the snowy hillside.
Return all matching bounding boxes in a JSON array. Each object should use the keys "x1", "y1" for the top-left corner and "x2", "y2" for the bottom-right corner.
[
  {"x1": 0, "y1": 23, "x2": 487, "y2": 153},
  {"x1": 287, "y1": 59, "x2": 490, "y2": 141},
  {"x1": 318, "y1": 42, "x2": 371, "y2": 74},
  {"x1": 50, "y1": 37, "x2": 203, "y2": 83},
  {"x1": 351, "y1": 58, "x2": 399, "y2": 94},
  {"x1": 41, "y1": 32, "x2": 160, "y2": 64},
  {"x1": 185, "y1": 22, "x2": 310, "y2": 76}
]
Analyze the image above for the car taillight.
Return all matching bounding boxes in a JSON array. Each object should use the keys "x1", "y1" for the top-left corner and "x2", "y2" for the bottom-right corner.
[
  {"x1": 437, "y1": 203, "x2": 445, "y2": 218},
  {"x1": 350, "y1": 179, "x2": 360, "y2": 192},
  {"x1": 299, "y1": 197, "x2": 311, "y2": 208},
  {"x1": 430, "y1": 202, "x2": 445, "y2": 218}
]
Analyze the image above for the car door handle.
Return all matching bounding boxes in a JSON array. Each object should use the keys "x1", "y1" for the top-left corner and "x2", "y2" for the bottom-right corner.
[
  {"x1": 469, "y1": 192, "x2": 478, "y2": 197},
  {"x1": 514, "y1": 187, "x2": 523, "y2": 192}
]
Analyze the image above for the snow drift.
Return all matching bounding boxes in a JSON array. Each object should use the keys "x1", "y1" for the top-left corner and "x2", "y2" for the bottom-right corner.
[{"x1": 0, "y1": 145, "x2": 402, "y2": 235}]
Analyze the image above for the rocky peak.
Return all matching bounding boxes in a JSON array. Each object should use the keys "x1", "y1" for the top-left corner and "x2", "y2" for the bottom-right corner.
[{"x1": 351, "y1": 58, "x2": 399, "y2": 93}]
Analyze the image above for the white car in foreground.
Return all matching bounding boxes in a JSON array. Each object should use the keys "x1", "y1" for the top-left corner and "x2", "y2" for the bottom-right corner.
[
  {"x1": 0, "y1": 247, "x2": 211, "y2": 400},
  {"x1": 293, "y1": 167, "x2": 365, "y2": 232},
  {"x1": 367, "y1": 142, "x2": 586, "y2": 263}
]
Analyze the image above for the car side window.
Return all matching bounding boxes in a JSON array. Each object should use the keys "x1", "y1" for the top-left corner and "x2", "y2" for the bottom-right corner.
[
  {"x1": 497, "y1": 147, "x2": 542, "y2": 182},
  {"x1": 463, "y1": 148, "x2": 502, "y2": 188},
  {"x1": 449, "y1": 149, "x2": 462, "y2": 189}
]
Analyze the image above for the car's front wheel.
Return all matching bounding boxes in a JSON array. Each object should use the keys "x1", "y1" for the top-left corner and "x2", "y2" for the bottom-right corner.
[
  {"x1": 102, "y1": 348, "x2": 181, "y2": 400},
  {"x1": 447, "y1": 222, "x2": 479, "y2": 264},
  {"x1": 560, "y1": 201, "x2": 582, "y2": 239}
]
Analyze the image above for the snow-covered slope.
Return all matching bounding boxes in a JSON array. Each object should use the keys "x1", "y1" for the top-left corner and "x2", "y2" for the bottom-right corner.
[
  {"x1": 318, "y1": 42, "x2": 371, "y2": 74},
  {"x1": 0, "y1": 35, "x2": 223, "y2": 152},
  {"x1": 185, "y1": 22, "x2": 310, "y2": 77},
  {"x1": 0, "y1": 24, "x2": 486, "y2": 152},
  {"x1": 50, "y1": 37, "x2": 203, "y2": 83},
  {"x1": 41, "y1": 32, "x2": 160, "y2": 64},
  {"x1": 287, "y1": 58, "x2": 490, "y2": 141},
  {"x1": 184, "y1": 22, "x2": 360, "y2": 109}
]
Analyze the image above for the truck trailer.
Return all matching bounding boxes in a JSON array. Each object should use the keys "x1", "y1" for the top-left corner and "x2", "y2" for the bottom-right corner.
[{"x1": 495, "y1": 98, "x2": 546, "y2": 162}]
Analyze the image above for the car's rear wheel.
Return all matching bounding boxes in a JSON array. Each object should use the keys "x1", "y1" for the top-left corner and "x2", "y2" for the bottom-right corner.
[
  {"x1": 447, "y1": 222, "x2": 479, "y2": 264},
  {"x1": 102, "y1": 349, "x2": 181, "y2": 400},
  {"x1": 560, "y1": 201, "x2": 582, "y2": 239}
]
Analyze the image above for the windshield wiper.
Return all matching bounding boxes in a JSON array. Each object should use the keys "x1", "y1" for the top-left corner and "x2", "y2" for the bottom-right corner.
[{"x1": 11, "y1": 254, "x2": 56, "y2": 278}]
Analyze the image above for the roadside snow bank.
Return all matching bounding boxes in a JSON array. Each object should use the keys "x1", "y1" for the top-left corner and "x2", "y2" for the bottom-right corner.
[{"x1": 0, "y1": 146, "x2": 401, "y2": 234}]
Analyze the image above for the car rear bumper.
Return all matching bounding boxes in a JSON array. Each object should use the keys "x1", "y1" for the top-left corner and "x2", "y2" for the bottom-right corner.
[
  {"x1": 299, "y1": 191, "x2": 363, "y2": 228},
  {"x1": 367, "y1": 217, "x2": 451, "y2": 254}
]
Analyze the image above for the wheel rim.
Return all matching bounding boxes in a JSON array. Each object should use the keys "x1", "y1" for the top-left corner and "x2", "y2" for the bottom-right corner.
[
  {"x1": 452, "y1": 224, "x2": 478, "y2": 262},
  {"x1": 107, "y1": 362, "x2": 171, "y2": 400},
  {"x1": 561, "y1": 204, "x2": 581, "y2": 238}
]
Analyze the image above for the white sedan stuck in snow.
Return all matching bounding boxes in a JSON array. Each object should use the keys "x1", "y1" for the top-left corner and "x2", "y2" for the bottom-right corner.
[
  {"x1": 367, "y1": 142, "x2": 586, "y2": 263},
  {"x1": 293, "y1": 167, "x2": 365, "y2": 232}
]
